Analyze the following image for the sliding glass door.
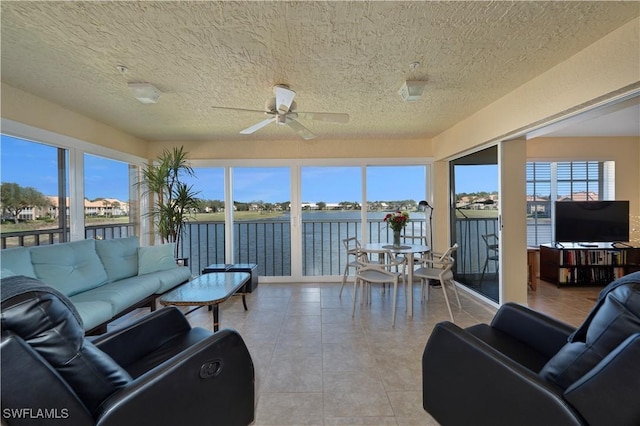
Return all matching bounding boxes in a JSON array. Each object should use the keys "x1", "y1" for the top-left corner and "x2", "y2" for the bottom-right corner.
[
  {"x1": 183, "y1": 161, "x2": 430, "y2": 281},
  {"x1": 300, "y1": 166, "x2": 361, "y2": 277},
  {"x1": 450, "y1": 146, "x2": 500, "y2": 302},
  {"x1": 366, "y1": 165, "x2": 428, "y2": 244},
  {"x1": 233, "y1": 167, "x2": 292, "y2": 277}
]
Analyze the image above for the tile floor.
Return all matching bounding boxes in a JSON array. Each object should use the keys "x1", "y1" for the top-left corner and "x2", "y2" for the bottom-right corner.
[{"x1": 113, "y1": 278, "x2": 598, "y2": 425}]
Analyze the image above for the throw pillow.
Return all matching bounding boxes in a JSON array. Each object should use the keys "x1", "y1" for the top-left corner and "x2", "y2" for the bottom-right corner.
[
  {"x1": 1, "y1": 268, "x2": 17, "y2": 279},
  {"x1": 138, "y1": 243, "x2": 178, "y2": 275},
  {"x1": 95, "y1": 237, "x2": 139, "y2": 282},
  {"x1": 0, "y1": 246, "x2": 36, "y2": 278}
]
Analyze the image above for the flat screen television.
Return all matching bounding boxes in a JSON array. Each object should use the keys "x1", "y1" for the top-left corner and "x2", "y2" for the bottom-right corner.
[{"x1": 554, "y1": 200, "x2": 630, "y2": 243}]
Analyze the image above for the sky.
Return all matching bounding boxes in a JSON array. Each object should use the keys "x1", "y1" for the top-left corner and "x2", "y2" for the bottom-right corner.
[{"x1": 1, "y1": 135, "x2": 499, "y2": 202}]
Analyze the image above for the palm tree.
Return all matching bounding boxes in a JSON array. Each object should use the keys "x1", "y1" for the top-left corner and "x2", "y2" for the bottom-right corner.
[{"x1": 140, "y1": 147, "x2": 200, "y2": 257}]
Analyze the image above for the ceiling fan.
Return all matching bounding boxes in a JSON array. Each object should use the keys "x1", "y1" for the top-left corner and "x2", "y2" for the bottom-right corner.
[{"x1": 211, "y1": 85, "x2": 349, "y2": 140}]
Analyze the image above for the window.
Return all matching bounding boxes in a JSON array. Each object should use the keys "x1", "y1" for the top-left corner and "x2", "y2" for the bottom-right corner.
[
  {"x1": 1, "y1": 124, "x2": 145, "y2": 248},
  {"x1": 366, "y1": 165, "x2": 428, "y2": 243},
  {"x1": 172, "y1": 161, "x2": 430, "y2": 280},
  {"x1": 233, "y1": 167, "x2": 291, "y2": 277},
  {"x1": 1, "y1": 135, "x2": 69, "y2": 247},
  {"x1": 84, "y1": 153, "x2": 137, "y2": 240},
  {"x1": 178, "y1": 166, "x2": 226, "y2": 271},
  {"x1": 556, "y1": 161, "x2": 603, "y2": 201},
  {"x1": 526, "y1": 161, "x2": 614, "y2": 246},
  {"x1": 301, "y1": 166, "x2": 362, "y2": 277}
]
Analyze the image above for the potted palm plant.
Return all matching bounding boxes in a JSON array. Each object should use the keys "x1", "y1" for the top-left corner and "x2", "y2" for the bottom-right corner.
[{"x1": 140, "y1": 146, "x2": 200, "y2": 257}]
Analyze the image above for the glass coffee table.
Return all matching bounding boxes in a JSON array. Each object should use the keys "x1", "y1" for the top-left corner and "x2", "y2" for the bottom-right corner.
[{"x1": 159, "y1": 272, "x2": 250, "y2": 331}]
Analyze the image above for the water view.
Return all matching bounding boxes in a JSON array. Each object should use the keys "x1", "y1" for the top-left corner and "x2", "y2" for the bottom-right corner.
[{"x1": 181, "y1": 210, "x2": 431, "y2": 278}]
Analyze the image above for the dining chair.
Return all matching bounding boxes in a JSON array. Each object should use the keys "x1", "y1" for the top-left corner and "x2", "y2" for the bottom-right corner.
[
  {"x1": 352, "y1": 247, "x2": 407, "y2": 327},
  {"x1": 402, "y1": 235, "x2": 428, "y2": 245},
  {"x1": 414, "y1": 243, "x2": 461, "y2": 322},
  {"x1": 339, "y1": 237, "x2": 362, "y2": 297},
  {"x1": 480, "y1": 233, "x2": 499, "y2": 286}
]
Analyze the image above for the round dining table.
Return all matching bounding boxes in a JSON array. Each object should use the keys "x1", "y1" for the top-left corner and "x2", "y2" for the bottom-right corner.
[{"x1": 361, "y1": 242, "x2": 431, "y2": 317}]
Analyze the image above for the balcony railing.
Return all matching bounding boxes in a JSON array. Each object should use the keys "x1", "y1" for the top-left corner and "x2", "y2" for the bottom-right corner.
[
  {"x1": 1, "y1": 223, "x2": 135, "y2": 249},
  {"x1": 178, "y1": 218, "x2": 428, "y2": 277},
  {"x1": 454, "y1": 217, "x2": 500, "y2": 277},
  {"x1": 1, "y1": 228, "x2": 65, "y2": 249},
  {"x1": 3, "y1": 218, "x2": 506, "y2": 281},
  {"x1": 85, "y1": 223, "x2": 136, "y2": 240}
]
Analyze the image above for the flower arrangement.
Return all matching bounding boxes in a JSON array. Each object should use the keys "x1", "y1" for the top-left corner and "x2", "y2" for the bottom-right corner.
[{"x1": 384, "y1": 211, "x2": 410, "y2": 232}]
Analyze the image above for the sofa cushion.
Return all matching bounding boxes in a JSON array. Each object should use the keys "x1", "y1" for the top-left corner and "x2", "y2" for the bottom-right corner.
[
  {"x1": 70, "y1": 277, "x2": 161, "y2": 314},
  {"x1": 1, "y1": 268, "x2": 17, "y2": 279},
  {"x1": 151, "y1": 266, "x2": 192, "y2": 293},
  {"x1": 0, "y1": 247, "x2": 36, "y2": 278},
  {"x1": 96, "y1": 237, "x2": 139, "y2": 282},
  {"x1": 30, "y1": 239, "x2": 108, "y2": 296},
  {"x1": 70, "y1": 300, "x2": 116, "y2": 331},
  {"x1": 138, "y1": 243, "x2": 178, "y2": 275},
  {"x1": 539, "y1": 272, "x2": 640, "y2": 389}
]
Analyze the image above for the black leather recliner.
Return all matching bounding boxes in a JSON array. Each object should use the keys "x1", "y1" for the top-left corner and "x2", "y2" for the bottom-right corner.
[
  {"x1": 1, "y1": 275, "x2": 255, "y2": 426},
  {"x1": 422, "y1": 271, "x2": 640, "y2": 426}
]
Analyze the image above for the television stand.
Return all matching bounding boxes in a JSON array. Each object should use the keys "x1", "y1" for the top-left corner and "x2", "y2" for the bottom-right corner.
[{"x1": 540, "y1": 243, "x2": 640, "y2": 287}]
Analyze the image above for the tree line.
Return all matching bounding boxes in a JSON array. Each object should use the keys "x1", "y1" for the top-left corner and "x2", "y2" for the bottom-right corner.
[
  {"x1": 1, "y1": 181, "x2": 427, "y2": 222},
  {"x1": 0, "y1": 182, "x2": 127, "y2": 223},
  {"x1": 199, "y1": 199, "x2": 420, "y2": 212},
  {"x1": 0, "y1": 183, "x2": 50, "y2": 223}
]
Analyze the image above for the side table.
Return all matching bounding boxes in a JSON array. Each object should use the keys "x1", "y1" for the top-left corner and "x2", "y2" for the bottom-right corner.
[{"x1": 202, "y1": 263, "x2": 259, "y2": 293}]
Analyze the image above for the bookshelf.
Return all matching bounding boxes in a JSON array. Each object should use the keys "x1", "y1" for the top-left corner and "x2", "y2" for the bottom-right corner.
[{"x1": 540, "y1": 243, "x2": 640, "y2": 286}]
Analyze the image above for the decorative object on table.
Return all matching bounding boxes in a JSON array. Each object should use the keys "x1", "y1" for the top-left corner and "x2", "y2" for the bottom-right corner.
[
  {"x1": 384, "y1": 211, "x2": 410, "y2": 248},
  {"x1": 139, "y1": 146, "x2": 201, "y2": 257}
]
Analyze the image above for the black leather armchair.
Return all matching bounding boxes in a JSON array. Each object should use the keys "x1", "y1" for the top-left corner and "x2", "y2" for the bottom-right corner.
[
  {"x1": 422, "y1": 271, "x2": 640, "y2": 426},
  {"x1": 1, "y1": 275, "x2": 255, "y2": 426}
]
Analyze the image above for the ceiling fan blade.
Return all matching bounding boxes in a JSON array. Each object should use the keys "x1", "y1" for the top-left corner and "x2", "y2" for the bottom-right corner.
[
  {"x1": 211, "y1": 106, "x2": 268, "y2": 114},
  {"x1": 274, "y1": 85, "x2": 296, "y2": 114},
  {"x1": 240, "y1": 117, "x2": 276, "y2": 134},
  {"x1": 286, "y1": 118, "x2": 316, "y2": 140},
  {"x1": 296, "y1": 112, "x2": 350, "y2": 123}
]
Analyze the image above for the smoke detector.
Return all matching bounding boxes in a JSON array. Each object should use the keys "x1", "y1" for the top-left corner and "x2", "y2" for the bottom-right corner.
[
  {"x1": 398, "y1": 80, "x2": 428, "y2": 102},
  {"x1": 128, "y1": 82, "x2": 161, "y2": 104}
]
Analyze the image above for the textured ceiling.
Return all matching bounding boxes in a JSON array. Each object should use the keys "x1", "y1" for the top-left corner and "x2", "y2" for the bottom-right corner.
[{"x1": 1, "y1": 1, "x2": 639, "y2": 142}]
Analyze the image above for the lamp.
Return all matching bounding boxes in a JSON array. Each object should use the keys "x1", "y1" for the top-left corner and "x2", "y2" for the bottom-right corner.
[
  {"x1": 128, "y1": 82, "x2": 161, "y2": 104},
  {"x1": 418, "y1": 200, "x2": 433, "y2": 251},
  {"x1": 419, "y1": 200, "x2": 439, "y2": 287}
]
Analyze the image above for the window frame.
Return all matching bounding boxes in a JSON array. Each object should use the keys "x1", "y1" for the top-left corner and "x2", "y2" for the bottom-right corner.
[
  {"x1": 526, "y1": 160, "x2": 614, "y2": 246},
  {"x1": 1, "y1": 118, "x2": 148, "y2": 242}
]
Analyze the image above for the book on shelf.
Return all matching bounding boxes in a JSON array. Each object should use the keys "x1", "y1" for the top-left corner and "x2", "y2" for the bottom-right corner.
[
  {"x1": 558, "y1": 265, "x2": 626, "y2": 284},
  {"x1": 559, "y1": 249, "x2": 626, "y2": 266}
]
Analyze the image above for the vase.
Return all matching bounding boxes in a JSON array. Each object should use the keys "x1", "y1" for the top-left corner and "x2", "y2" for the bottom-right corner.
[{"x1": 393, "y1": 230, "x2": 401, "y2": 248}]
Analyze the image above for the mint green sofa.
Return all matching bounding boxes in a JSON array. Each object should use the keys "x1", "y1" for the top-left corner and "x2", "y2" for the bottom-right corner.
[{"x1": 0, "y1": 237, "x2": 192, "y2": 333}]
